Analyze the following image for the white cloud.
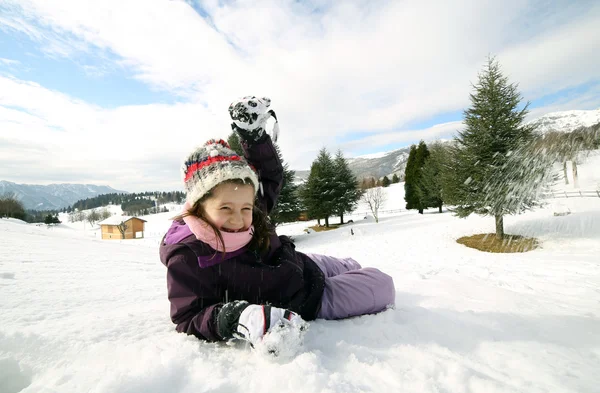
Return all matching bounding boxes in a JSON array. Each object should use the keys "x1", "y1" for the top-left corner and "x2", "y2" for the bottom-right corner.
[
  {"x1": 0, "y1": 57, "x2": 20, "y2": 66},
  {"x1": 341, "y1": 121, "x2": 465, "y2": 155},
  {"x1": 527, "y1": 84, "x2": 600, "y2": 120},
  {"x1": 498, "y1": 4, "x2": 600, "y2": 98},
  {"x1": 0, "y1": 76, "x2": 223, "y2": 191},
  {"x1": 0, "y1": 0, "x2": 599, "y2": 190}
]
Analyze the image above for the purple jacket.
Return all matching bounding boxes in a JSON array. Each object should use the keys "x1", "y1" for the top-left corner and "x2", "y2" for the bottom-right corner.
[{"x1": 159, "y1": 138, "x2": 325, "y2": 342}]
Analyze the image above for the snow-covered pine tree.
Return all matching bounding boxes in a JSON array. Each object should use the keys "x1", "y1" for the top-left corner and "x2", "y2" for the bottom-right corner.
[
  {"x1": 332, "y1": 150, "x2": 362, "y2": 224},
  {"x1": 300, "y1": 148, "x2": 337, "y2": 227},
  {"x1": 444, "y1": 56, "x2": 543, "y2": 239}
]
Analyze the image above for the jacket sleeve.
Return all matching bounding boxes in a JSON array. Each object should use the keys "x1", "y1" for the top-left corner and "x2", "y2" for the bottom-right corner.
[
  {"x1": 242, "y1": 136, "x2": 283, "y2": 215},
  {"x1": 166, "y1": 250, "x2": 223, "y2": 342}
]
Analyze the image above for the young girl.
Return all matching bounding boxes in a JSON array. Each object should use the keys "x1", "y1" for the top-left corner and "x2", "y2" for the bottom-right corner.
[{"x1": 159, "y1": 96, "x2": 395, "y2": 346}]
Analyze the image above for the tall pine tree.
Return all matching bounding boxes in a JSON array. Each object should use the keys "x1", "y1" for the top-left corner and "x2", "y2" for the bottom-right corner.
[
  {"x1": 404, "y1": 145, "x2": 418, "y2": 209},
  {"x1": 301, "y1": 148, "x2": 337, "y2": 227},
  {"x1": 444, "y1": 56, "x2": 539, "y2": 239},
  {"x1": 420, "y1": 142, "x2": 449, "y2": 213},
  {"x1": 332, "y1": 150, "x2": 362, "y2": 224},
  {"x1": 404, "y1": 141, "x2": 429, "y2": 214}
]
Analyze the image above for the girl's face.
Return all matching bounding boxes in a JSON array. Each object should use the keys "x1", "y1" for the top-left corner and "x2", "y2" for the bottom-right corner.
[{"x1": 201, "y1": 182, "x2": 255, "y2": 232}]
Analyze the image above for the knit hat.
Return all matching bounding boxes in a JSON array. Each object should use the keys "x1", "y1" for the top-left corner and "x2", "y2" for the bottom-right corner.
[{"x1": 182, "y1": 139, "x2": 259, "y2": 205}]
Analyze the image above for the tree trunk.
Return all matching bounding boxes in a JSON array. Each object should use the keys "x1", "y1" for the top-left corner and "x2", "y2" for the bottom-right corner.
[
  {"x1": 572, "y1": 161, "x2": 579, "y2": 188},
  {"x1": 418, "y1": 208, "x2": 423, "y2": 214},
  {"x1": 495, "y1": 215, "x2": 504, "y2": 240},
  {"x1": 438, "y1": 204, "x2": 442, "y2": 213},
  {"x1": 325, "y1": 216, "x2": 329, "y2": 227},
  {"x1": 340, "y1": 212, "x2": 344, "y2": 225},
  {"x1": 317, "y1": 218, "x2": 321, "y2": 226},
  {"x1": 563, "y1": 161, "x2": 569, "y2": 184}
]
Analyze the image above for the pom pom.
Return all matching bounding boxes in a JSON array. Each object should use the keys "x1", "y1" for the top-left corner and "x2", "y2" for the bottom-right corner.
[{"x1": 205, "y1": 139, "x2": 230, "y2": 148}]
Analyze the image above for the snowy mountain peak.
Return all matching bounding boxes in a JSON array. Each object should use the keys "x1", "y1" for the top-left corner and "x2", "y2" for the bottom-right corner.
[{"x1": 528, "y1": 108, "x2": 600, "y2": 134}]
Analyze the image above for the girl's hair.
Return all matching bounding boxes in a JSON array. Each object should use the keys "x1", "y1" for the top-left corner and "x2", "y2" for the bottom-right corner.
[{"x1": 174, "y1": 178, "x2": 272, "y2": 255}]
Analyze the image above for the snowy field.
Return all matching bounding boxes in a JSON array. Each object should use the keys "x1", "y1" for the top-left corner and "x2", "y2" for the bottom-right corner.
[{"x1": 1, "y1": 154, "x2": 600, "y2": 393}]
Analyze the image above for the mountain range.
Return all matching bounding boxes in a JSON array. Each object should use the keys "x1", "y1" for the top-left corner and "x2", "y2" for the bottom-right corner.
[
  {"x1": 298, "y1": 108, "x2": 600, "y2": 182},
  {"x1": 526, "y1": 109, "x2": 600, "y2": 134},
  {"x1": 0, "y1": 181, "x2": 127, "y2": 211},
  {"x1": 292, "y1": 147, "x2": 412, "y2": 184},
  {"x1": 4, "y1": 109, "x2": 598, "y2": 210}
]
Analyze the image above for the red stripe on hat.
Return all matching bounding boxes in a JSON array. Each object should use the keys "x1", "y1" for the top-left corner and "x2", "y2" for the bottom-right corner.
[{"x1": 184, "y1": 155, "x2": 243, "y2": 182}]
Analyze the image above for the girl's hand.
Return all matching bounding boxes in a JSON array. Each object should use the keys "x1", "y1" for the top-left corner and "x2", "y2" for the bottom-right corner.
[
  {"x1": 235, "y1": 304, "x2": 308, "y2": 347},
  {"x1": 228, "y1": 96, "x2": 278, "y2": 143},
  {"x1": 216, "y1": 300, "x2": 308, "y2": 347}
]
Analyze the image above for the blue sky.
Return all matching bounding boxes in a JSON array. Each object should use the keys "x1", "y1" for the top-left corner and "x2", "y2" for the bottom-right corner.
[
  {"x1": 0, "y1": 29, "x2": 180, "y2": 108},
  {"x1": 0, "y1": 0, "x2": 599, "y2": 192}
]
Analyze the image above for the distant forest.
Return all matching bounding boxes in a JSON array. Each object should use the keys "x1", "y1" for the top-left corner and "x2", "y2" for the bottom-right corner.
[
  {"x1": 67, "y1": 191, "x2": 185, "y2": 214},
  {"x1": 15, "y1": 191, "x2": 185, "y2": 223}
]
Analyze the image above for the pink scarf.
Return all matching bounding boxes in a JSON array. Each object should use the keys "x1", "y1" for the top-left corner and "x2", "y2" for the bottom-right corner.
[{"x1": 182, "y1": 202, "x2": 253, "y2": 252}]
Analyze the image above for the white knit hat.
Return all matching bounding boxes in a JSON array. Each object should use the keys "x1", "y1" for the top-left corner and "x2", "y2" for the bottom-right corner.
[{"x1": 182, "y1": 139, "x2": 259, "y2": 205}]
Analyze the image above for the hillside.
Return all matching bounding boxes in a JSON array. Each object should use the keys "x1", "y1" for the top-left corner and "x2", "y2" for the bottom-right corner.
[
  {"x1": 0, "y1": 181, "x2": 128, "y2": 211},
  {"x1": 527, "y1": 108, "x2": 600, "y2": 134}
]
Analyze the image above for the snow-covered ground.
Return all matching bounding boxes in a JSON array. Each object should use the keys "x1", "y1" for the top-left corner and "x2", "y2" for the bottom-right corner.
[{"x1": 1, "y1": 155, "x2": 600, "y2": 393}]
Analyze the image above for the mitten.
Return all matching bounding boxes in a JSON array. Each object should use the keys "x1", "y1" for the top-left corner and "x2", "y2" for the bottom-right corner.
[
  {"x1": 228, "y1": 96, "x2": 280, "y2": 144},
  {"x1": 216, "y1": 301, "x2": 307, "y2": 347}
]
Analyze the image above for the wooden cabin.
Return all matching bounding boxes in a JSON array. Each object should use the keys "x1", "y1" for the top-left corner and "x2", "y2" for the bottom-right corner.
[{"x1": 98, "y1": 216, "x2": 146, "y2": 240}]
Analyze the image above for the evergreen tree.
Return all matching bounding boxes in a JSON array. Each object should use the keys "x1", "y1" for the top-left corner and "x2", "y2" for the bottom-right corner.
[
  {"x1": 44, "y1": 214, "x2": 61, "y2": 224},
  {"x1": 404, "y1": 141, "x2": 429, "y2": 213},
  {"x1": 381, "y1": 176, "x2": 391, "y2": 187},
  {"x1": 414, "y1": 141, "x2": 430, "y2": 213},
  {"x1": 404, "y1": 145, "x2": 418, "y2": 209},
  {"x1": 444, "y1": 56, "x2": 540, "y2": 239},
  {"x1": 269, "y1": 144, "x2": 302, "y2": 225},
  {"x1": 332, "y1": 150, "x2": 362, "y2": 224},
  {"x1": 391, "y1": 174, "x2": 400, "y2": 184},
  {"x1": 420, "y1": 142, "x2": 449, "y2": 213},
  {"x1": 300, "y1": 148, "x2": 337, "y2": 227},
  {"x1": 227, "y1": 132, "x2": 244, "y2": 156}
]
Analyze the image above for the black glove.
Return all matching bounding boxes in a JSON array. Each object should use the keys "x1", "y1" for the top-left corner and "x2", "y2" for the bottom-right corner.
[
  {"x1": 216, "y1": 300, "x2": 250, "y2": 340},
  {"x1": 228, "y1": 96, "x2": 279, "y2": 144}
]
